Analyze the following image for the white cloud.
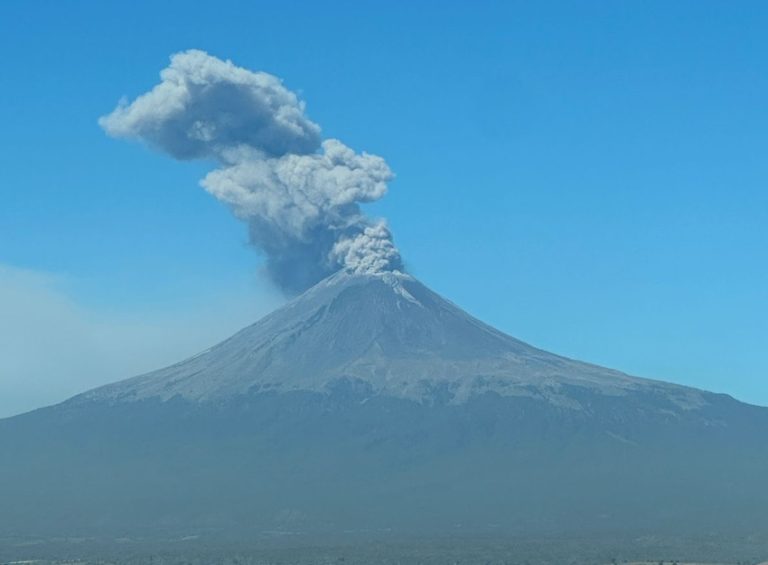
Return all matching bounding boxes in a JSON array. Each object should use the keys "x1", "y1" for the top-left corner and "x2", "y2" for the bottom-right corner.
[{"x1": 0, "y1": 264, "x2": 280, "y2": 418}]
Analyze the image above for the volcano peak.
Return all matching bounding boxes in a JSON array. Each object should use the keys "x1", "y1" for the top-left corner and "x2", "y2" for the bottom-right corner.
[{"x1": 76, "y1": 272, "x2": 706, "y2": 410}]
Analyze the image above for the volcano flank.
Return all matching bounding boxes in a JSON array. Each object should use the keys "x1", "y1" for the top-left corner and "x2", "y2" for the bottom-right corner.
[{"x1": 1, "y1": 271, "x2": 767, "y2": 540}]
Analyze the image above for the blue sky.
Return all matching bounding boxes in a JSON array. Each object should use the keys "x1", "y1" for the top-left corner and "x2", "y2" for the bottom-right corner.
[{"x1": 1, "y1": 1, "x2": 767, "y2": 415}]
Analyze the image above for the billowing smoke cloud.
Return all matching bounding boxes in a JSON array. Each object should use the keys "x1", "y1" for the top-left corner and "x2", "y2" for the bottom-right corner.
[{"x1": 100, "y1": 49, "x2": 402, "y2": 294}]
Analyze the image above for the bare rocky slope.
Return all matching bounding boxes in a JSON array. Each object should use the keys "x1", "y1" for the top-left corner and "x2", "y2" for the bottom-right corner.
[
  {"x1": 1, "y1": 270, "x2": 767, "y2": 541},
  {"x1": 81, "y1": 270, "x2": 705, "y2": 408}
]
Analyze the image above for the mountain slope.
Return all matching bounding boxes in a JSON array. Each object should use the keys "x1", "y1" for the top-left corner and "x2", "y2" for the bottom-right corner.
[
  {"x1": 79, "y1": 270, "x2": 704, "y2": 409},
  {"x1": 1, "y1": 270, "x2": 767, "y2": 543}
]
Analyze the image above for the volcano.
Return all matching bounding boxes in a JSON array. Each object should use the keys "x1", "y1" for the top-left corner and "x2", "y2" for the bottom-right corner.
[{"x1": 1, "y1": 271, "x2": 767, "y2": 540}]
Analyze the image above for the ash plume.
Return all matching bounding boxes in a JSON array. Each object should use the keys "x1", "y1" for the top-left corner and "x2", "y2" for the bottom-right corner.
[{"x1": 100, "y1": 49, "x2": 402, "y2": 294}]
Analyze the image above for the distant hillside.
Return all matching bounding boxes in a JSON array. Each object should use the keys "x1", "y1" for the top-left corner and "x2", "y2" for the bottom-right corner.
[{"x1": 1, "y1": 271, "x2": 767, "y2": 541}]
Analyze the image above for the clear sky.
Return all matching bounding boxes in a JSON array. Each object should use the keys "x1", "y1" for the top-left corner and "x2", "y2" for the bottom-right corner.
[{"x1": 1, "y1": 0, "x2": 766, "y2": 417}]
